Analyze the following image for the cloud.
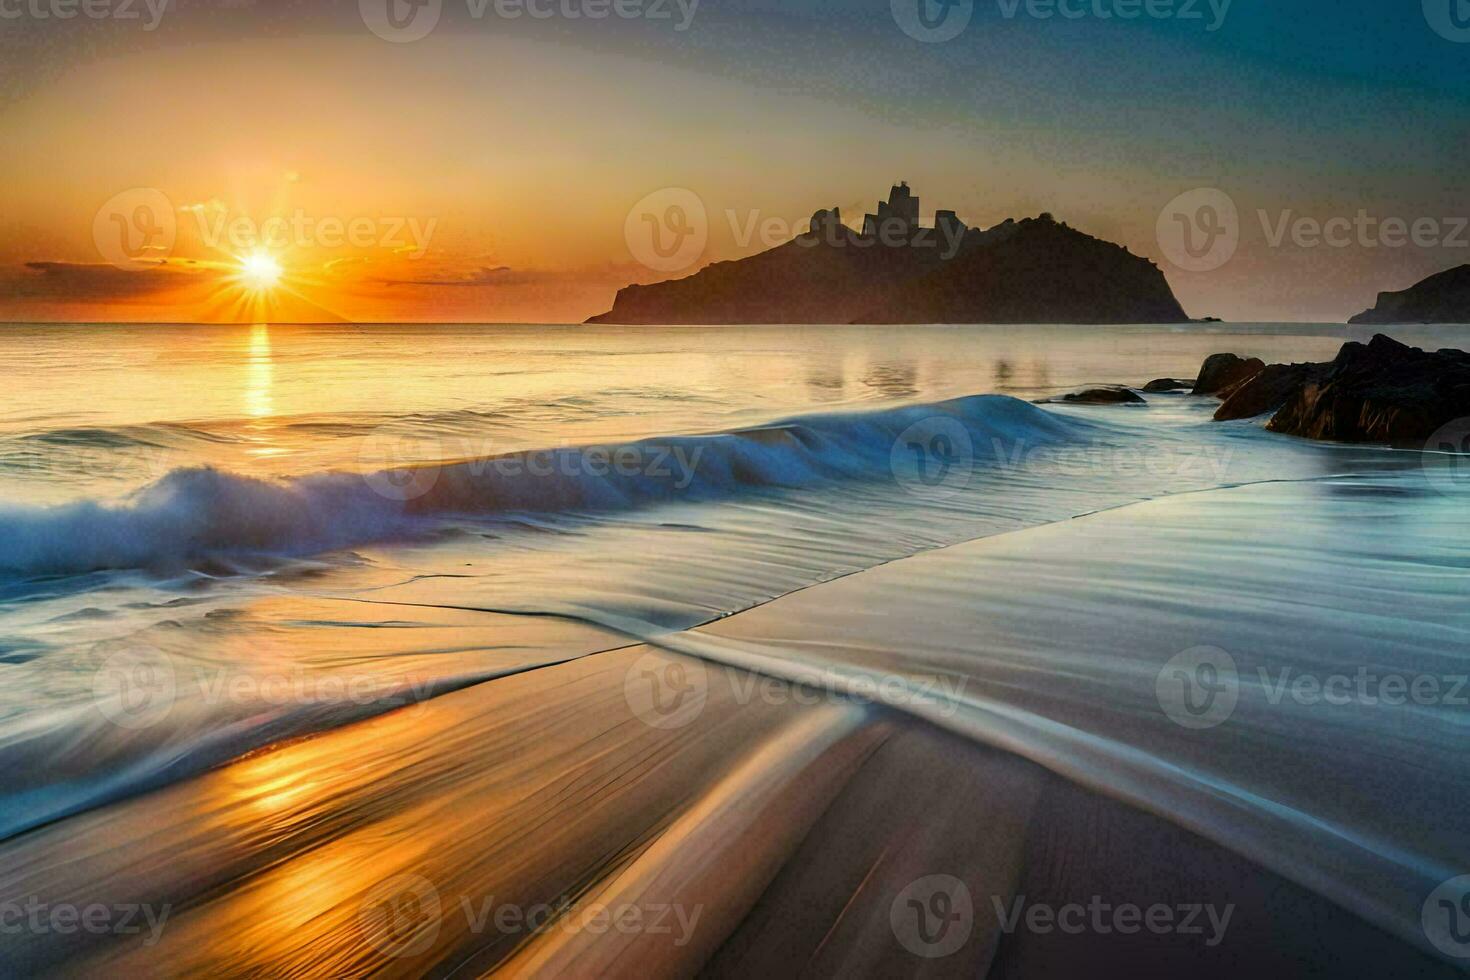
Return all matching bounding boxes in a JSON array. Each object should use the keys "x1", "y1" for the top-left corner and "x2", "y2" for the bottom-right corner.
[
  {"x1": 179, "y1": 199, "x2": 228, "y2": 215},
  {"x1": 11, "y1": 260, "x2": 217, "y2": 300},
  {"x1": 323, "y1": 256, "x2": 372, "y2": 276},
  {"x1": 377, "y1": 265, "x2": 518, "y2": 287}
]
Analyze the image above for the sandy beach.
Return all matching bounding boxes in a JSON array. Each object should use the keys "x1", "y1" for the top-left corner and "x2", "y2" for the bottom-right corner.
[{"x1": 3, "y1": 449, "x2": 1464, "y2": 976}]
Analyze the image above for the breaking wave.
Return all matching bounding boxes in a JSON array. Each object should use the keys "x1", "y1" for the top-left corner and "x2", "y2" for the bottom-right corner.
[{"x1": 0, "y1": 394, "x2": 1097, "y2": 577}]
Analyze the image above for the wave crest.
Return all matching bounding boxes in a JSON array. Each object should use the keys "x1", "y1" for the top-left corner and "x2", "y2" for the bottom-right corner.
[{"x1": 0, "y1": 395, "x2": 1095, "y2": 577}]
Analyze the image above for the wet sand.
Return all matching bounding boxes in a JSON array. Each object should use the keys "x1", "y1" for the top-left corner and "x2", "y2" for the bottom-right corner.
[{"x1": 2, "y1": 474, "x2": 1466, "y2": 977}]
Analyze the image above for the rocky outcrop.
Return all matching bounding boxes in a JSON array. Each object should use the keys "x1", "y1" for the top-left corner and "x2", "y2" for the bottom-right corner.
[
  {"x1": 1349, "y1": 265, "x2": 1470, "y2": 325},
  {"x1": 1142, "y1": 378, "x2": 1195, "y2": 392},
  {"x1": 1192, "y1": 354, "x2": 1265, "y2": 396},
  {"x1": 1052, "y1": 387, "x2": 1146, "y2": 405},
  {"x1": 1214, "y1": 362, "x2": 1327, "y2": 421},
  {"x1": 1267, "y1": 334, "x2": 1470, "y2": 443},
  {"x1": 589, "y1": 184, "x2": 1190, "y2": 325},
  {"x1": 1190, "y1": 335, "x2": 1470, "y2": 444}
]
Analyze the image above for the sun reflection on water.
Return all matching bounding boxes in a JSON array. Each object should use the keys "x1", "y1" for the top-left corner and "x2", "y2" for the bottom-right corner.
[{"x1": 244, "y1": 322, "x2": 288, "y2": 458}]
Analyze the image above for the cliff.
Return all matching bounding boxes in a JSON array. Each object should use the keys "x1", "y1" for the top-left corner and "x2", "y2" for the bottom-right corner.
[{"x1": 1348, "y1": 264, "x2": 1470, "y2": 325}]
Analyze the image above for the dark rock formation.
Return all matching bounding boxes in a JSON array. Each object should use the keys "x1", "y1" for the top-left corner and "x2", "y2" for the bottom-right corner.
[
  {"x1": 1214, "y1": 362, "x2": 1327, "y2": 421},
  {"x1": 1349, "y1": 265, "x2": 1470, "y2": 325},
  {"x1": 1189, "y1": 335, "x2": 1470, "y2": 443},
  {"x1": 1267, "y1": 334, "x2": 1470, "y2": 443},
  {"x1": 1056, "y1": 387, "x2": 1146, "y2": 405},
  {"x1": 859, "y1": 214, "x2": 1188, "y2": 324},
  {"x1": 1142, "y1": 378, "x2": 1195, "y2": 392},
  {"x1": 1192, "y1": 354, "x2": 1265, "y2": 396},
  {"x1": 589, "y1": 184, "x2": 1190, "y2": 325}
]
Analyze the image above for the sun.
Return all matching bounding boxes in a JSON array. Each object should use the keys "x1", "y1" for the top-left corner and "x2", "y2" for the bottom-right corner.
[{"x1": 238, "y1": 251, "x2": 283, "y2": 290}]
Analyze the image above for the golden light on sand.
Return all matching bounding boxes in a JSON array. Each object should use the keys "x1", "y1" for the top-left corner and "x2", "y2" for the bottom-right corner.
[{"x1": 238, "y1": 251, "x2": 284, "y2": 291}]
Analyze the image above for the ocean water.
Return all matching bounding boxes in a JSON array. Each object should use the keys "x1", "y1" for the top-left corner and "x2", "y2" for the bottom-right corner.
[{"x1": 1, "y1": 321, "x2": 1468, "y2": 968}]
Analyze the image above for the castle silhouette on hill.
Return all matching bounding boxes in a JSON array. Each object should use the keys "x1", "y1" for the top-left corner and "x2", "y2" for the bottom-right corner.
[
  {"x1": 591, "y1": 180, "x2": 1192, "y2": 324},
  {"x1": 808, "y1": 181, "x2": 967, "y2": 245}
]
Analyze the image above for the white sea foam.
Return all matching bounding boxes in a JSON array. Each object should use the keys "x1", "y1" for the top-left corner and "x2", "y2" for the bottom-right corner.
[{"x1": 0, "y1": 395, "x2": 1094, "y2": 577}]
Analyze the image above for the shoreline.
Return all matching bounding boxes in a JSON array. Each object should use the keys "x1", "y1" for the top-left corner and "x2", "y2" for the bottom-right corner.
[{"x1": 3, "y1": 468, "x2": 1465, "y2": 975}]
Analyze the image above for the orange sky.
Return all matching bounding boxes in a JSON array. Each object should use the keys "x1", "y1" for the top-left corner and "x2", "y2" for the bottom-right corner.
[
  {"x1": 2, "y1": 5, "x2": 1467, "y2": 324},
  {"x1": 7, "y1": 33, "x2": 1052, "y2": 324}
]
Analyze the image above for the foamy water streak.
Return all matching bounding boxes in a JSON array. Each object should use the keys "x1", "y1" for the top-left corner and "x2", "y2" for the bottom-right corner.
[{"x1": 592, "y1": 476, "x2": 1470, "y2": 971}]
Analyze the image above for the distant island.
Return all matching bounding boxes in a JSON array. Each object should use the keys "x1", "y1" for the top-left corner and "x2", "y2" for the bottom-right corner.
[
  {"x1": 1349, "y1": 264, "x2": 1470, "y2": 325},
  {"x1": 589, "y1": 182, "x2": 1190, "y2": 325}
]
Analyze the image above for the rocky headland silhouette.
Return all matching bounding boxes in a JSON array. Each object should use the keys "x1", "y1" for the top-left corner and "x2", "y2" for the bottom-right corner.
[
  {"x1": 1350, "y1": 264, "x2": 1470, "y2": 325},
  {"x1": 590, "y1": 182, "x2": 1190, "y2": 325}
]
